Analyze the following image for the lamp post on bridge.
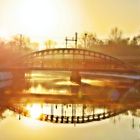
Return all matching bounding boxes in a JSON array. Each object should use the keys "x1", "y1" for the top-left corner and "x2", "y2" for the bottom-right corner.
[{"x1": 65, "y1": 32, "x2": 78, "y2": 48}]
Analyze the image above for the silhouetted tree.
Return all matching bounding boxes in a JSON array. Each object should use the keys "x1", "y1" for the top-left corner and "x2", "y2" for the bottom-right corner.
[
  {"x1": 107, "y1": 27, "x2": 129, "y2": 47},
  {"x1": 7, "y1": 34, "x2": 31, "y2": 51},
  {"x1": 130, "y1": 35, "x2": 140, "y2": 47},
  {"x1": 109, "y1": 27, "x2": 122, "y2": 42},
  {"x1": 80, "y1": 32, "x2": 99, "y2": 49}
]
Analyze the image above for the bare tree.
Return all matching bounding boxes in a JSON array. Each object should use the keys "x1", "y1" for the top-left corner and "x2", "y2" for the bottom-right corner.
[
  {"x1": 109, "y1": 27, "x2": 122, "y2": 42},
  {"x1": 7, "y1": 34, "x2": 31, "y2": 51},
  {"x1": 130, "y1": 35, "x2": 140, "y2": 47},
  {"x1": 80, "y1": 32, "x2": 99, "y2": 49},
  {"x1": 107, "y1": 27, "x2": 129, "y2": 47}
]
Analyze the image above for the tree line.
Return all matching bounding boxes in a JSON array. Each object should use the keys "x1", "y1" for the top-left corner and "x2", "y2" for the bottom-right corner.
[
  {"x1": 79, "y1": 27, "x2": 140, "y2": 49},
  {"x1": 0, "y1": 27, "x2": 140, "y2": 52}
]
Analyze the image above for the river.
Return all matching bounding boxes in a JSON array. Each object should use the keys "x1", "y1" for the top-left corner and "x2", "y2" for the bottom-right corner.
[{"x1": 0, "y1": 70, "x2": 140, "y2": 140}]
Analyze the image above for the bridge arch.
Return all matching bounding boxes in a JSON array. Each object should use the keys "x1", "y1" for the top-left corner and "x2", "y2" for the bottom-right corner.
[{"x1": 16, "y1": 48, "x2": 131, "y2": 73}]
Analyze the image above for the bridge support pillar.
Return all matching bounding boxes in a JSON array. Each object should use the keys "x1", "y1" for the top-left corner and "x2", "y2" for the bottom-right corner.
[{"x1": 70, "y1": 71, "x2": 81, "y2": 84}]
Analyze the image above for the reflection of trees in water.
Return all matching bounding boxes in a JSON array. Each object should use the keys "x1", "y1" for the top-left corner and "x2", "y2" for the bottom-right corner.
[
  {"x1": 0, "y1": 91, "x2": 139, "y2": 122},
  {"x1": 0, "y1": 107, "x2": 6, "y2": 119},
  {"x1": 4, "y1": 71, "x2": 139, "y2": 99},
  {"x1": 0, "y1": 74, "x2": 140, "y2": 122},
  {"x1": 1, "y1": 103, "x2": 140, "y2": 124},
  {"x1": 129, "y1": 109, "x2": 140, "y2": 117}
]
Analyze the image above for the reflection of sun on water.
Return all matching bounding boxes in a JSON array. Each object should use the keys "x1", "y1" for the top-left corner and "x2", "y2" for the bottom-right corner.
[
  {"x1": 26, "y1": 84, "x2": 70, "y2": 95},
  {"x1": 22, "y1": 103, "x2": 110, "y2": 127},
  {"x1": 26, "y1": 104, "x2": 43, "y2": 119},
  {"x1": 55, "y1": 81, "x2": 79, "y2": 86},
  {"x1": 25, "y1": 103, "x2": 107, "y2": 120},
  {"x1": 23, "y1": 104, "x2": 48, "y2": 127},
  {"x1": 81, "y1": 79, "x2": 105, "y2": 86},
  {"x1": 23, "y1": 118, "x2": 44, "y2": 128}
]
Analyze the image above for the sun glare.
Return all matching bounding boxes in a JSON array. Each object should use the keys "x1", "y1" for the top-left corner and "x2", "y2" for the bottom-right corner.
[
  {"x1": 26, "y1": 104, "x2": 43, "y2": 119},
  {"x1": 23, "y1": 103, "x2": 49, "y2": 127},
  {"x1": 17, "y1": 0, "x2": 61, "y2": 38},
  {"x1": 0, "y1": 29, "x2": 9, "y2": 39},
  {"x1": 81, "y1": 79, "x2": 105, "y2": 87}
]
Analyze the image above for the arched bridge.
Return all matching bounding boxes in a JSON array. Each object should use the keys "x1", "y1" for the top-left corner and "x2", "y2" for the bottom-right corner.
[{"x1": 11, "y1": 48, "x2": 132, "y2": 73}]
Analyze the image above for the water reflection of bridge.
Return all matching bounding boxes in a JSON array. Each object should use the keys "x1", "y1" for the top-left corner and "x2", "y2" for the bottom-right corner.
[
  {"x1": 8, "y1": 103, "x2": 128, "y2": 124},
  {"x1": 32, "y1": 108, "x2": 126, "y2": 124},
  {"x1": 1, "y1": 91, "x2": 140, "y2": 123},
  {"x1": 0, "y1": 48, "x2": 140, "y2": 123}
]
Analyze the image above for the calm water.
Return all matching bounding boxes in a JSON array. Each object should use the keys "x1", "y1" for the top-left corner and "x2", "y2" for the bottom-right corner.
[{"x1": 0, "y1": 71, "x2": 140, "y2": 140}]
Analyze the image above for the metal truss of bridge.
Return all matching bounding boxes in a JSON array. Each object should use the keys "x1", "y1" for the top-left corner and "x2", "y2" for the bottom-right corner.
[{"x1": 12, "y1": 48, "x2": 133, "y2": 73}]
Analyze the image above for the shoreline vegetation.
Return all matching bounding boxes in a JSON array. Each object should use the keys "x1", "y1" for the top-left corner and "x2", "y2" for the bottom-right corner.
[{"x1": 0, "y1": 27, "x2": 140, "y2": 69}]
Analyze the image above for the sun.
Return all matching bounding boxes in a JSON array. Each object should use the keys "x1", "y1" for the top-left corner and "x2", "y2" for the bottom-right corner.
[
  {"x1": 17, "y1": 0, "x2": 60, "y2": 38},
  {"x1": 14, "y1": 0, "x2": 81, "y2": 50},
  {"x1": 16, "y1": 0, "x2": 63, "y2": 50}
]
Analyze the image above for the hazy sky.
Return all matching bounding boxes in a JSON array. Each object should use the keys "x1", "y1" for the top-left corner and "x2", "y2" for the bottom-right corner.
[{"x1": 0, "y1": 0, "x2": 140, "y2": 42}]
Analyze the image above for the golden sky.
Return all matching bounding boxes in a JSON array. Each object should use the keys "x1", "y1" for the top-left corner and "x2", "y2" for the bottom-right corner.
[{"x1": 0, "y1": 0, "x2": 140, "y2": 42}]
